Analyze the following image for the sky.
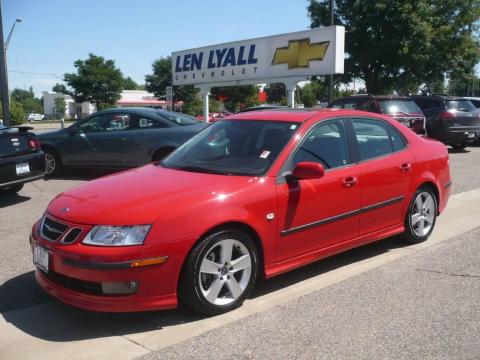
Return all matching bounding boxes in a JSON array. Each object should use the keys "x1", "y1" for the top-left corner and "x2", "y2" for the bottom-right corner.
[{"x1": 3, "y1": 0, "x2": 310, "y2": 97}]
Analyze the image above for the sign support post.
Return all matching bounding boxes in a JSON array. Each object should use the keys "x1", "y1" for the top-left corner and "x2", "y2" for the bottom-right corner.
[{"x1": 198, "y1": 86, "x2": 210, "y2": 122}]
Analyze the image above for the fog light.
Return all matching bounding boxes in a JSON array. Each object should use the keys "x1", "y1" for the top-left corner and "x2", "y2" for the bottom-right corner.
[{"x1": 102, "y1": 281, "x2": 138, "y2": 295}]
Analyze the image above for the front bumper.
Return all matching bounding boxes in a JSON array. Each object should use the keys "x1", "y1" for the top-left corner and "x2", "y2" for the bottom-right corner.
[{"x1": 30, "y1": 219, "x2": 181, "y2": 312}]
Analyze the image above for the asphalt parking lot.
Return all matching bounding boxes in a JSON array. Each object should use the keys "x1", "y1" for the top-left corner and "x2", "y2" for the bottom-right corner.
[{"x1": 1, "y1": 145, "x2": 480, "y2": 359}]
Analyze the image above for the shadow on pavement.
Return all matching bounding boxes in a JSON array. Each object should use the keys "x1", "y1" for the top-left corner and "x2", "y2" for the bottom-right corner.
[
  {"x1": 448, "y1": 148, "x2": 470, "y2": 154},
  {"x1": 45, "y1": 168, "x2": 120, "y2": 181},
  {"x1": 0, "y1": 193, "x2": 31, "y2": 208},
  {"x1": 1, "y1": 234, "x2": 410, "y2": 342},
  {"x1": 0, "y1": 272, "x2": 51, "y2": 312}
]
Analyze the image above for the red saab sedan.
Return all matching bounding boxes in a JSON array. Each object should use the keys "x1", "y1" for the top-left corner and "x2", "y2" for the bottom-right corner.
[{"x1": 30, "y1": 109, "x2": 451, "y2": 315}]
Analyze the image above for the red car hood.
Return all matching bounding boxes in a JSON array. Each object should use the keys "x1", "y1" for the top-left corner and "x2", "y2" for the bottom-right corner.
[{"x1": 47, "y1": 165, "x2": 262, "y2": 225}]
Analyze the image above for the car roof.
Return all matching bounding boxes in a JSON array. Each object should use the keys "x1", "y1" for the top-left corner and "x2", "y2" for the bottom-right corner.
[
  {"x1": 333, "y1": 95, "x2": 411, "y2": 101},
  {"x1": 99, "y1": 107, "x2": 174, "y2": 117},
  {"x1": 226, "y1": 108, "x2": 389, "y2": 123},
  {"x1": 410, "y1": 95, "x2": 467, "y2": 101}
]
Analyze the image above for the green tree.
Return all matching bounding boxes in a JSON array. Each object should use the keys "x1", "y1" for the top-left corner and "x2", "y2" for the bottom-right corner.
[
  {"x1": 123, "y1": 76, "x2": 139, "y2": 90},
  {"x1": 54, "y1": 97, "x2": 67, "y2": 117},
  {"x1": 64, "y1": 53, "x2": 124, "y2": 110},
  {"x1": 448, "y1": 74, "x2": 480, "y2": 96},
  {"x1": 145, "y1": 56, "x2": 198, "y2": 104},
  {"x1": 11, "y1": 88, "x2": 42, "y2": 114},
  {"x1": 308, "y1": 0, "x2": 480, "y2": 94},
  {"x1": 264, "y1": 83, "x2": 286, "y2": 103},
  {"x1": 300, "y1": 83, "x2": 317, "y2": 107},
  {"x1": 52, "y1": 83, "x2": 67, "y2": 94},
  {"x1": 10, "y1": 101, "x2": 26, "y2": 125}
]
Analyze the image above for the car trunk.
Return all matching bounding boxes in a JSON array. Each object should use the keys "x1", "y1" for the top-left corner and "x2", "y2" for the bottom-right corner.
[{"x1": 0, "y1": 128, "x2": 35, "y2": 158}]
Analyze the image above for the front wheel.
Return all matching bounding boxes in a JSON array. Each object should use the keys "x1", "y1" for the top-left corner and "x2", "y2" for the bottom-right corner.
[
  {"x1": 179, "y1": 229, "x2": 258, "y2": 316},
  {"x1": 402, "y1": 187, "x2": 437, "y2": 244}
]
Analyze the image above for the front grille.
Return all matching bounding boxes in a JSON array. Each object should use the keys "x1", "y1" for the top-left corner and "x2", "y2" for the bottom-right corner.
[
  {"x1": 42, "y1": 270, "x2": 103, "y2": 295},
  {"x1": 62, "y1": 228, "x2": 82, "y2": 244},
  {"x1": 41, "y1": 216, "x2": 68, "y2": 242}
]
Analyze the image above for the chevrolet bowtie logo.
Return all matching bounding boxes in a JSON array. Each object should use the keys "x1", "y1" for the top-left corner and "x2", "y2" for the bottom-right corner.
[{"x1": 272, "y1": 39, "x2": 330, "y2": 69}]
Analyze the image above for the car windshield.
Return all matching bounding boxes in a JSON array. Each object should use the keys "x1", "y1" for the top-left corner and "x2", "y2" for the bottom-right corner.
[
  {"x1": 162, "y1": 120, "x2": 300, "y2": 176},
  {"x1": 157, "y1": 110, "x2": 199, "y2": 125},
  {"x1": 446, "y1": 100, "x2": 476, "y2": 112},
  {"x1": 379, "y1": 100, "x2": 421, "y2": 115}
]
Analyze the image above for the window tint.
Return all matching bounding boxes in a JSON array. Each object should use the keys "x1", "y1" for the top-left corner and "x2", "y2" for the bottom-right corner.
[
  {"x1": 78, "y1": 114, "x2": 131, "y2": 133},
  {"x1": 412, "y1": 98, "x2": 441, "y2": 110},
  {"x1": 470, "y1": 99, "x2": 480, "y2": 108},
  {"x1": 287, "y1": 119, "x2": 349, "y2": 171},
  {"x1": 352, "y1": 118, "x2": 406, "y2": 160},
  {"x1": 157, "y1": 110, "x2": 199, "y2": 125}
]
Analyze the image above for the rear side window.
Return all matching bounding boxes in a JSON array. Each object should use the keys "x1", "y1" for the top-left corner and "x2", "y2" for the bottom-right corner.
[
  {"x1": 379, "y1": 100, "x2": 421, "y2": 115},
  {"x1": 412, "y1": 98, "x2": 440, "y2": 110},
  {"x1": 352, "y1": 118, "x2": 406, "y2": 161}
]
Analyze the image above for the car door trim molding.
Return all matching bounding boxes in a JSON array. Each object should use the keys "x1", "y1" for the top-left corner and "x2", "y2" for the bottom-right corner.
[{"x1": 281, "y1": 195, "x2": 405, "y2": 236}]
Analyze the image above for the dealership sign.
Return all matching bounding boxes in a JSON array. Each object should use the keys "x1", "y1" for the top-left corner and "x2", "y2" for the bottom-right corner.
[{"x1": 172, "y1": 26, "x2": 345, "y2": 86}]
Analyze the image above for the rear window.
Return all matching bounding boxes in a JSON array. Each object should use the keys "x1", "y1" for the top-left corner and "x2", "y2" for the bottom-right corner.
[
  {"x1": 157, "y1": 110, "x2": 199, "y2": 126},
  {"x1": 446, "y1": 100, "x2": 476, "y2": 112},
  {"x1": 379, "y1": 100, "x2": 421, "y2": 115}
]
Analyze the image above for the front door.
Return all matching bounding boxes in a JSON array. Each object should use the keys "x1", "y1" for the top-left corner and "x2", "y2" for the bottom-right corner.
[
  {"x1": 72, "y1": 112, "x2": 133, "y2": 166},
  {"x1": 275, "y1": 119, "x2": 361, "y2": 261}
]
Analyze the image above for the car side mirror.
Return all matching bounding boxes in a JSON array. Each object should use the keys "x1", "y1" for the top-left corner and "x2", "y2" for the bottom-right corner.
[
  {"x1": 68, "y1": 126, "x2": 77, "y2": 135},
  {"x1": 288, "y1": 162, "x2": 325, "y2": 182}
]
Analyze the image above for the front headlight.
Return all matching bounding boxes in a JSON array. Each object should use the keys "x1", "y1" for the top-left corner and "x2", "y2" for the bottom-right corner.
[{"x1": 83, "y1": 225, "x2": 151, "y2": 246}]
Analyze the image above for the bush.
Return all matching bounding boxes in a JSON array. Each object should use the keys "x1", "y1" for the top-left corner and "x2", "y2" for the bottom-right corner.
[{"x1": 10, "y1": 101, "x2": 26, "y2": 125}]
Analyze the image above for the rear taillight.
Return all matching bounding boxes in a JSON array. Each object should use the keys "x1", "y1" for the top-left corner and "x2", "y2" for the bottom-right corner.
[
  {"x1": 439, "y1": 111, "x2": 454, "y2": 121},
  {"x1": 28, "y1": 138, "x2": 41, "y2": 150}
]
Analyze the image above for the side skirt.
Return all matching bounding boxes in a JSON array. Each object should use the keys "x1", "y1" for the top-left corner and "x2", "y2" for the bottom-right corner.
[{"x1": 265, "y1": 224, "x2": 405, "y2": 279}]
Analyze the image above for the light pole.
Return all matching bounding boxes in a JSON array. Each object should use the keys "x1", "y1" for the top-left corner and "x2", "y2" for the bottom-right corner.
[
  {"x1": 327, "y1": 0, "x2": 334, "y2": 104},
  {"x1": 0, "y1": 7, "x2": 22, "y2": 127}
]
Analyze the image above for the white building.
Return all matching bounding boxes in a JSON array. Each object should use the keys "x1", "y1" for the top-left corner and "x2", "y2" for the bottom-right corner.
[
  {"x1": 42, "y1": 91, "x2": 96, "y2": 119},
  {"x1": 117, "y1": 90, "x2": 183, "y2": 110}
]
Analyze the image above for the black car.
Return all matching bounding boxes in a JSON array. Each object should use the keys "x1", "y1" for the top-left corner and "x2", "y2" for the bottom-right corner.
[
  {"x1": 329, "y1": 95, "x2": 426, "y2": 134},
  {"x1": 410, "y1": 95, "x2": 480, "y2": 150},
  {"x1": 0, "y1": 125, "x2": 45, "y2": 194},
  {"x1": 38, "y1": 108, "x2": 206, "y2": 175}
]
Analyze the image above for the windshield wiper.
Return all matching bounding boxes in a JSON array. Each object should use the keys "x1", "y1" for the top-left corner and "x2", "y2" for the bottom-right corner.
[{"x1": 174, "y1": 165, "x2": 230, "y2": 175}]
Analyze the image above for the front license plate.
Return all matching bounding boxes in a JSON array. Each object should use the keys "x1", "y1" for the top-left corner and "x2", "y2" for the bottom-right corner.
[
  {"x1": 33, "y1": 245, "x2": 49, "y2": 272},
  {"x1": 16, "y1": 162, "x2": 30, "y2": 175},
  {"x1": 468, "y1": 133, "x2": 476, "y2": 139}
]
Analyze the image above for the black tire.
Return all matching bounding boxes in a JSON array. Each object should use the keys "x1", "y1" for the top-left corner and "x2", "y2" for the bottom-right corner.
[
  {"x1": 179, "y1": 229, "x2": 258, "y2": 316},
  {"x1": 451, "y1": 142, "x2": 467, "y2": 150},
  {"x1": 43, "y1": 148, "x2": 62, "y2": 176},
  {"x1": 1, "y1": 183, "x2": 24, "y2": 194},
  {"x1": 402, "y1": 186, "x2": 438, "y2": 244}
]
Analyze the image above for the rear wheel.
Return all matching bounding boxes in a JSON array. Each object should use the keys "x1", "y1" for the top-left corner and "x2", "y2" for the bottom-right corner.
[
  {"x1": 44, "y1": 149, "x2": 62, "y2": 176},
  {"x1": 402, "y1": 187, "x2": 437, "y2": 244},
  {"x1": 0, "y1": 183, "x2": 24, "y2": 194},
  {"x1": 179, "y1": 229, "x2": 258, "y2": 316}
]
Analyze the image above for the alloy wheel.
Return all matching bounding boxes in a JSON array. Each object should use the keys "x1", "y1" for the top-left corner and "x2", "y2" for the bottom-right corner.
[
  {"x1": 44, "y1": 153, "x2": 56, "y2": 175},
  {"x1": 198, "y1": 239, "x2": 252, "y2": 306},
  {"x1": 410, "y1": 192, "x2": 435, "y2": 237}
]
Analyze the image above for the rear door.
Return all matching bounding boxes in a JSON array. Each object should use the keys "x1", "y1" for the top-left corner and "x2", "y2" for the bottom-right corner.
[{"x1": 351, "y1": 117, "x2": 414, "y2": 235}]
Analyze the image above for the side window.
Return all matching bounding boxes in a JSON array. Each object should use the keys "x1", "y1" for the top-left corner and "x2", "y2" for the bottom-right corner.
[
  {"x1": 330, "y1": 100, "x2": 344, "y2": 109},
  {"x1": 343, "y1": 100, "x2": 358, "y2": 109},
  {"x1": 286, "y1": 119, "x2": 350, "y2": 172},
  {"x1": 135, "y1": 117, "x2": 167, "y2": 129},
  {"x1": 352, "y1": 118, "x2": 405, "y2": 160},
  {"x1": 78, "y1": 114, "x2": 131, "y2": 133}
]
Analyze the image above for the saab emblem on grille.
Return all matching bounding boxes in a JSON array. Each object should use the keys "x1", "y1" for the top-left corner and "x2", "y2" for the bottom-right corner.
[
  {"x1": 44, "y1": 224, "x2": 63, "y2": 234},
  {"x1": 60, "y1": 208, "x2": 70, "y2": 213}
]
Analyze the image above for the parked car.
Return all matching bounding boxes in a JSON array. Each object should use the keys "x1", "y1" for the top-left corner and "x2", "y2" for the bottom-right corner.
[
  {"x1": 463, "y1": 97, "x2": 480, "y2": 109},
  {"x1": 329, "y1": 95, "x2": 426, "y2": 134},
  {"x1": 28, "y1": 113, "x2": 45, "y2": 122},
  {"x1": 37, "y1": 107, "x2": 206, "y2": 175},
  {"x1": 195, "y1": 111, "x2": 232, "y2": 122},
  {"x1": 238, "y1": 105, "x2": 288, "y2": 112},
  {"x1": 410, "y1": 95, "x2": 480, "y2": 150},
  {"x1": 31, "y1": 109, "x2": 450, "y2": 315},
  {"x1": 0, "y1": 125, "x2": 45, "y2": 194}
]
